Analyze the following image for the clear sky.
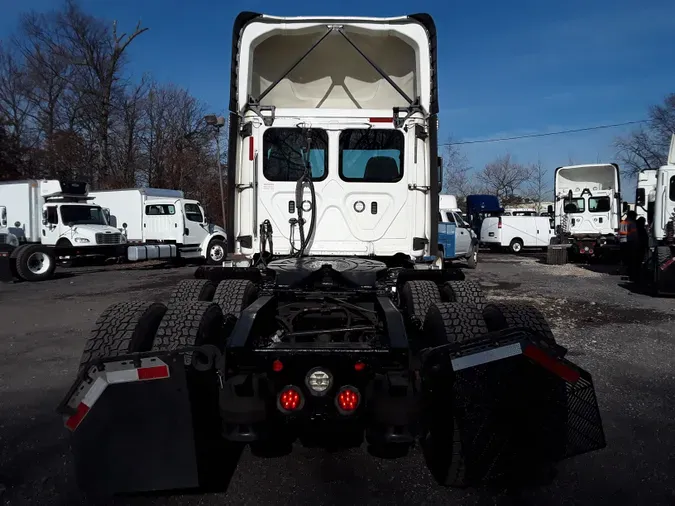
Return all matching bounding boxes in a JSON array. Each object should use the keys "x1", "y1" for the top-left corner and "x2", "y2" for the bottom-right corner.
[{"x1": 1, "y1": 0, "x2": 674, "y2": 192}]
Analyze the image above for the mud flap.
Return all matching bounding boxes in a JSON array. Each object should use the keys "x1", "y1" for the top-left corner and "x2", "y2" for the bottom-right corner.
[
  {"x1": 58, "y1": 354, "x2": 207, "y2": 497},
  {"x1": 423, "y1": 330, "x2": 606, "y2": 486},
  {"x1": 0, "y1": 244, "x2": 14, "y2": 282},
  {"x1": 654, "y1": 246, "x2": 675, "y2": 295}
]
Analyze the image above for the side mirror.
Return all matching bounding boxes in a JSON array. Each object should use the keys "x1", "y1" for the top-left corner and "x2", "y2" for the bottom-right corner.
[
  {"x1": 547, "y1": 205, "x2": 553, "y2": 214},
  {"x1": 122, "y1": 223, "x2": 128, "y2": 229},
  {"x1": 622, "y1": 201, "x2": 629, "y2": 213},
  {"x1": 636, "y1": 189, "x2": 645, "y2": 207},
  {"x1": 437, "y1": 156, "x2": 443, "y2": 191},
  {"x1": 42, "y1": 209, "x2": 48, "y2": 226}
]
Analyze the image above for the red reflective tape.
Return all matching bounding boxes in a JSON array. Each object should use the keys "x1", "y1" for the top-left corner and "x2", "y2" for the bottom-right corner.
[
  {"x1": 660, "y1": 257, "x2": 675, "y2": 271},
  {"x1": 0, "y1": 252, "x2": 8, "y2": 257},
  {"x1": 369, "y1": 117, "x2": 393, "y2": 123},
  {"x1": 137, "y1": 364, "x2": 170, "y2": 380},
  {"x1": 65, "y1": 402, "x2": 90, "y2": 431},
  {"x1": 523, "y1": 345, "x2": 580, "y2": 383},
  {"x1": 249, "y1": 137, "x2": 254, "y2": 160}
]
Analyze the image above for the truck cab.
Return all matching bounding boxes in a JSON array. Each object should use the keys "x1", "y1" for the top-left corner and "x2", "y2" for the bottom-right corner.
[
  {"x1": 143, "y1": 198, "x2": 225, "y2": 261},
  {"x1": 38, "y1": 181, "x2": 124, "y2": 255},
  {"x1": 228, "y1": 14, "x2": 440, "y2": 263},
  {"x1": 553, "y1": 164, "x2": 621, "y2": 259}
]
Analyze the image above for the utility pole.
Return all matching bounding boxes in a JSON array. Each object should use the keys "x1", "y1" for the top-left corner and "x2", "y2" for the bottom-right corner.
[{"x1": 204, "y1": 114, "x2": 227, "y2": 230}]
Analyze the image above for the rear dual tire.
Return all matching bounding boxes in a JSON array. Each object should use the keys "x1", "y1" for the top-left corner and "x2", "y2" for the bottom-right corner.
[{"x1": 420, "y1": 301, "x2": 563, "y2": 488}]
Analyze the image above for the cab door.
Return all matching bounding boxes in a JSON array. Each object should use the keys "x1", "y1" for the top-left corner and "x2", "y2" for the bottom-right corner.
[
  {"x1": 42, "y1": 205, "x2": 60, "y2": 246},
  {"x1": 182, "y1": 201, "x2": 208, "y2": 246},
  {"x1": 143, "y1": 201, "x2": 181, "y2": 243},
  {"x1": 449, "y1": 212, "x2": 471, "y2": 256}
]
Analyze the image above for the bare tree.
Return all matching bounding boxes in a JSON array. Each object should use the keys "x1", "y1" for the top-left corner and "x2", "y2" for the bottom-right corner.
[
  {"x1": 525, "y1": 159, "x2": 551, "y2": 212},
  {"x1": 615, "y1": 93, "x2": 675, "y2": 177},
  {"x1": 441, "y1": 138, "x2": 480, "y2": 203},
  {"x1": 57, "y1": 0, "x2": 148, "y2": 185},
  {"x1": 477, "y1": 153, "x2": 533, "y2": 203}
]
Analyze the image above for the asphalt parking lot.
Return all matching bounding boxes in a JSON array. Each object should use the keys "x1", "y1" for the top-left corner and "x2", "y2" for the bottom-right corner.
[{"x1": 0, "y1": 253, "x2": 674, "y2": 505}]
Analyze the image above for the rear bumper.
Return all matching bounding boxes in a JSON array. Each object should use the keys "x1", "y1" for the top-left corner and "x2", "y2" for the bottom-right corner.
[{"x1": 220, "y1": 348, "x2": 414, "y2": 443}]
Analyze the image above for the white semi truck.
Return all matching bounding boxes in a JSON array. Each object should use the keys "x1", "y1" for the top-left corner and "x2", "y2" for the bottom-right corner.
[
  {"x1": 89, "y1": 188, "x2": 227, "y2": 265},
  {"x1": 640, "y1": 135, "x2": 675, "y2": 295},
  {"x1": 551, "y1": 163, "x2": 624, "y2": 260},
  {"x1": 58, "y1": 12, "x2": 605, "y2": 499},
  {"x1": 0, "y1": 180, "x2": 124, "y2": 281}
]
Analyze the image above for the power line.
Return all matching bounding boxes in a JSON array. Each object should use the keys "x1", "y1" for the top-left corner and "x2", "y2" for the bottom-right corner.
[{"x1": 442, "y1": 120, "x2": 647, "y2": 146}]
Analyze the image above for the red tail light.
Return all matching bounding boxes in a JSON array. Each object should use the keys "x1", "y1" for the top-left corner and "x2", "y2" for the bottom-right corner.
[
  {"x1": 498, "y1": 217, "x2": 502, "y2": 229},
  {"x1": 272, "y1": 359, "x2": 283, "y2": 372},
  {"x1": 335, "y1": 386, "x2": 360, "y2": 414},
  {"x1": 354, "y1": 362, "x2": 366, "y2": 372},
  {"x1": 277, "y1": 386, "x2": 303, "y2": 413}
]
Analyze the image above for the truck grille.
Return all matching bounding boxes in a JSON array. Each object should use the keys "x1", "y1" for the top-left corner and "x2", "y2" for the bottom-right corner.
[
  {"x1": 0, "y1": 234, "x2": 6, "y2": 244},
  {"x1": 96, "y1": 233, "x2": 122, "y2": 245}
]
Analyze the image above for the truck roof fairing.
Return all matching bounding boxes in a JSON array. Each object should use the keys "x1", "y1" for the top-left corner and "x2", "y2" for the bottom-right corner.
[{"x1": 229, "y1": 12, "x2": 438, "y2": 115}]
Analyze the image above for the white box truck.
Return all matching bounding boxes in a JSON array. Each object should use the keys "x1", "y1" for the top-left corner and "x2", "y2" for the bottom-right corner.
[
  {"x1": 550, "y1": 163, "x2": 623, "y2": 260},
  {"x1": 0, "y1": 180, "x2": 125, "y2": 282},
  {"x1": 88, "y1": 188, "x2": 227, "y2": 265}
]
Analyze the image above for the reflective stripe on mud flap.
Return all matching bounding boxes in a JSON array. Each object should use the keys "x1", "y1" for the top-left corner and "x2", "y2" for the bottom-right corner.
[
  {"x1": 451, "y1": 342, "x2": 580, "y2": 384},
  {"x1": 659, "y1": 257, "x2": 675, "y2": 271},
  {"x1": 64, "y1": 358, "x2": 170, "y2": 431},
  {"x1": 451, "y1": 343, "x2": 523, "y2": 371}
]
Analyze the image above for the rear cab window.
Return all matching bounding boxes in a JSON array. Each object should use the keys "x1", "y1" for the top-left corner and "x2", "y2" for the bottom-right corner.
[
  {"x1": 339, "y1": 129, "x2": 404, "y2": 182},
  {"x1": 262, "y1": 128, "x2": 328, "y2": 181},
  {"x1": 588, "y1": 197, "x2": 610, "y2": 212},
  {"x1": 563, "y1": 197, "x2": 585, "y2": 213}
]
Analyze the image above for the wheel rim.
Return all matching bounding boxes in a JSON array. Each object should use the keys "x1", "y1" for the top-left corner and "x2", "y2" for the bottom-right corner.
[
  {"x1": 27, "y1": 252, "x2": 51, "y2": 275},
  {"x1": 210, "y1": 244, "x2": 224, "y2": 262},
  {"x1": 513, "y1": 242, "x2": 522, "y2": 252}
]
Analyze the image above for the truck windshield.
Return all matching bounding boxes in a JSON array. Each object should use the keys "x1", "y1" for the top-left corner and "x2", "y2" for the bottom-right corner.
[
  {"x1": 263, "y1": 128, "x2": 327, "y2": 181},
  {"x1": 563, "y1": 198, "x2": 585, "y2": 213},
  {"x1": 60, "y1": 205, "x2": 107, "y2": 226},
  {"x1": 588, "y1": 197, "x2": 611, "y2": 212},
  {"x1": 339, "y1": 130, "x2": 403, "y2": 182}
]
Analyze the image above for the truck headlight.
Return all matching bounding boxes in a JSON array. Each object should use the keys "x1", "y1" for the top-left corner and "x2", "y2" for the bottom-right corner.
[{"x1": 74, "y1": 237, "x2": 90, "y2": 244}]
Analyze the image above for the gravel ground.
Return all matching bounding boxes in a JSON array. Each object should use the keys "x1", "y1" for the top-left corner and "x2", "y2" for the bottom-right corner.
[{"x1": 0, "y1": 254, "x2": 674, "y2": 505}]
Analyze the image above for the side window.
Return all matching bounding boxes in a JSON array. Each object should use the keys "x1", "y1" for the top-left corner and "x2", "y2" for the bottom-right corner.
[
  {"x1": 445, "y1": 212, "x2": 456, "y2": 223},
  {"x1": 455, "y1": 213, "x2": 469, "y2": 228},
  {"x1": 263, "y1": 128, "x2": 328, "y2": 181},
  {"x1": 184, "y1": 203, "x2": 203, "y2": 223},
  {"x1": 47, "y1": 206, "x2": 58, "y2": 224},
  {"x1": 339, "y1": 129, "x2": 404, "y2": 182},
  {"x1": 145, "y1": 204, "x2": 176, "y2": 215},
  {"x1": 669, "y1": 176, "x2": 675, "y2": 202}
]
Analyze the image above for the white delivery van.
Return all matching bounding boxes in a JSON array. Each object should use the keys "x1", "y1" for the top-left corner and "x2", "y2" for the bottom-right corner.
[{"x1": 481, "y1": 215, "x2": 553, "y2": 253}]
